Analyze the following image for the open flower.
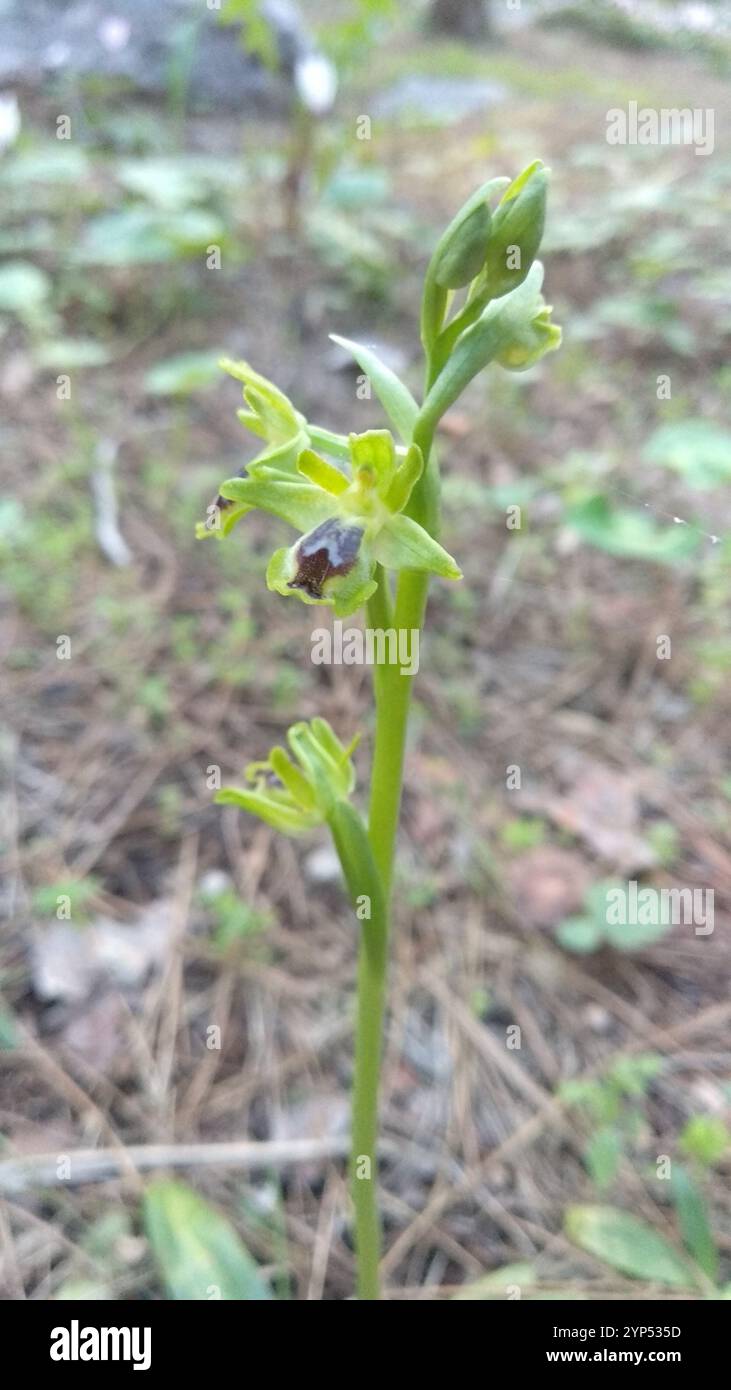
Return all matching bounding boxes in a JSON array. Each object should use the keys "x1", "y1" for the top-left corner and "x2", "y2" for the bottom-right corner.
[
  {"x1": 216, "y1": 718, "x2": 359, "y2": 835},
  {"x1": 205, "y1": 428, "x2": 462, "y2": 618},
  {"x1": 197, "y1": 360, "x2": 310, "y2": 538}
]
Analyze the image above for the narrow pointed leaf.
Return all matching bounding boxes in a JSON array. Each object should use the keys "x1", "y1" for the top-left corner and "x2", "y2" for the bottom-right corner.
[
  {"x1": 672, "y1": 1165, "x2": 718, "y2": 1284},
  {"x1": 144, "y1": 1180, "x2": 272, "y2": 1301},
  {"x1": 565, "y1": 1205, "x2": 698, "y2": 1288},
  {"x1": 327, "y1": 798, "x2": 386, "y2": 923},
  {"x1": 330, "y1": 334, "x2": 418, "y2": 444}
]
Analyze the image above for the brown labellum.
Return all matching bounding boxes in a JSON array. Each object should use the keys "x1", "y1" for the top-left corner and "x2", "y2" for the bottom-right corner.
[{"x1": 289, "y1": 519, "x2": 364, "y2": 600}]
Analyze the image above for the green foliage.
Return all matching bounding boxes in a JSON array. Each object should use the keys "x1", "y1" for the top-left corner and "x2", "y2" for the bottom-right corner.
[
  {"x1": 565, "y1": 494, "x2": 699, "y2": 564},
  {"x1": 74, "y1": 207, "x2": 225, "y2": 267},
  {"x1": 500, "y1": 817, "x2": 546, "y2": 852},
  {"x1": 643, "y1": 420, "x2": 731, "y2": 490},
  {"x1": 0, "y1": 261, "x2": 52, "y2": 325},
  {"x1": 680, "y1": 1115, "x2": 730, "y2": 1168},
  {"x1": 556, "y1": 881, "x2": 674, "y2": 954},
  {"x1": 565, "y1": 1205, "x2": 697, "y2": 1288},
  {"x1": 201, "y1": 886, "x2": 271, "y2": 952},
  {"x1": 671, "y1": 1165, "x2": 718, "y2": 1284},
  {"x1": 145, "y1": 351, "x2": 224, "y2": 396},
  {"x1": 143, "y1": 1180, "x2": 272, "y2": 1300},
  {"x1": 560, "y1": 1053, "x2": 664, "y2": 1190},
  {"x1": 32, "y1": 877, "x2": 101, "y2": 924}
]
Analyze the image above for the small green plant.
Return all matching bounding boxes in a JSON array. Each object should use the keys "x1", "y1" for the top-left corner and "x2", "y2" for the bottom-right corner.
[
  {"x1": 556, "y1": 879, "x2": 676, "y2": 954},
  {"x1": 560, "y1": 1053, "x2": 665, "y2": 1190},
  {"x1": 200, "y1": 884, "x2": 271, "y2": 953},
  {"x1": 562, "y1": 1053, "x2": 729, "y2": 1293},
  {"x1": 199, "y1": 160, "x2": 560, "y2": 1299}
]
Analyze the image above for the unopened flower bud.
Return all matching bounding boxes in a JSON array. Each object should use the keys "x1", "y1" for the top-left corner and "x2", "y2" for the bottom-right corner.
[
  {"x1": 484, "y1": 161, "x2": 548, "y2": 300},
  {"x1": 433, "y1": 200, "x2": 491, "y2": 290}
]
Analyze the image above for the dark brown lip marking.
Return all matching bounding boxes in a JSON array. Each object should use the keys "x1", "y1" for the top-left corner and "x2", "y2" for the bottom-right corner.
[
  {"x1": 288, "y1": 519, "x2": 364, "y2": 600},
  {"x1": 208, "y1": 468, "x2": 247, "y2": 524}
]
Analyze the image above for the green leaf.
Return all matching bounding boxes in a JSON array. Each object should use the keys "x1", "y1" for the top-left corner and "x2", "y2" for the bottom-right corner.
[
  {"x1": 143, "y1": 1180, "x2": 272, "y2": 1300},
  {"x1": 555, "y1": 915, "x2": 602, "y2": 953},
  {"x1": 567, "y1": 494, "x2": 699, "y2": 563},
  {"x1": 643, "y1": 420, "x2": 731, "y2": 490},
  {"x1": 75, "y1": 208, "x2": 223, "y2": 266},
  {"x1": 372, "y1": 512, "x2": 462, "y2": 580},
  {"x1": 145, "y1": 351, "x2": 223, "y2": 396},
  {"x1": 453, "y1": 1263, "x2": 536, "y2": 1300},
  {"x1": 565, "y1": 1205, "x2": 697, "y2": 1288},
  {"x1": 116, "y1": 158, "x2": 209, "y2": 209},
  {"x1": 585, "y1": 1126, "x2": 623, "y2": 1190},
  {"x1": 671, "y1": 1165, "x2": 718, "y2": 1284},
  {"x1": 0, "y1": 261, "x2": 51, "y2": 315},
  {"x1": 329, "y1": 334, "x2": 418, "y2": 443},
  {"x1": 605, "y1": 916, "x2": 673, "y2": 950},
  {"x1": 327, "y1": 798, "x2": 386, "y2": 922},
  {"x1": 34, "y1": 338, "x2": 111, "y2": 370},
  {"x1": 680, "y1": 1115, "x2": 730, "y2": 1168},
  {"x1": 608, "y1": 1053, "x2": 664, "y2": 1098}
]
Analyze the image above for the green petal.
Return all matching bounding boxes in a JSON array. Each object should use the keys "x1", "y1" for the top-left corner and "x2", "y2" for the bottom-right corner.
[
  {"x1": 238, "y1": 422, "x2": 310, "y2": 477},
  {"x1": 221, "y1": 358, "x2": 301, "y2": 432},
  {"x1": 215, "y1": 787, "x2": 315, "y2": 835},
  {"x1": 287, "y1": 719, "x2": 357, "y2": 810},
  {"x1": 383, "y1": 443, "x2": 423, "y2": 514},
  {"x1": 307, "y1": 424, "x2": 351, "y2": 460},
  {"x1": 196, "y1": 501, "x2": 251, "y2": 540},
  {"x1": 332, "y1": 570, "x2": 378, "y2": 619},
  {"x1": 372, "y1": 513, "x2": 462, "y2": 580},
  {"x1": 348, "y1": 430, "x2": 397, "y2": 495},
  {"x1": 269, "y1": 746, "x2": 317, "y2": 810},
  {"x1": 219, "y1": 477, "x2": 334, "y2": 531},
  {"x1": 297, "y1": 447, "x2": 349, "y2": 495},
  {"x1": 243, "y1": 384, "x2": 299, "y2": 443}
]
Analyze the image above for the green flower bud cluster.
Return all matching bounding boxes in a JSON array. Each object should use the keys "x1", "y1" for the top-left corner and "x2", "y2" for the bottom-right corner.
[
  {"x1": 420, "y1": 160, "x2": 560, "y2": 382},
  {"x1": 216, "y1": 718, "x2": 359, "y2": 836}
]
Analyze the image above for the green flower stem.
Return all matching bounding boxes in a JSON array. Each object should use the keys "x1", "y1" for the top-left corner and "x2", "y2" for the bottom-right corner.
[
  {"x1": 327, "y1": 799, "x2": 388, "y2": 1302},
  {"x1": 338, "y1": 408, "x2": 438, "y2": 1300}
]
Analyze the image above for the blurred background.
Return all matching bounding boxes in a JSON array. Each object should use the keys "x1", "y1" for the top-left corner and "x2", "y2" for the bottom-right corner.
[{"x1": 1, "y1": 0, "x2": 730, "y2": 1300}]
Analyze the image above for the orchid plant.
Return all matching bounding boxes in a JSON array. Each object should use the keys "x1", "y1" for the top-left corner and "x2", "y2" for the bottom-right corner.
[{"x1": 199, "y1": 160, "x2": 561, "y2": 1299}]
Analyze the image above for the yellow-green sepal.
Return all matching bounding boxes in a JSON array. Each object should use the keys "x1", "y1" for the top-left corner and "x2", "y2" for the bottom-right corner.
[{"x1": 372, "y1": 512, "x2": 462, "y2": 580}]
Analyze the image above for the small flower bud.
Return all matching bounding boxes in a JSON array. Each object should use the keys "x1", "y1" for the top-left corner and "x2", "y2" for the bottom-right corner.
[
  {"x1": 484, "y1": 162, "x2": 548, "y2": 300},
  {"x1": 433, "y1": 200, "x2": 491, "y2": 290}
]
